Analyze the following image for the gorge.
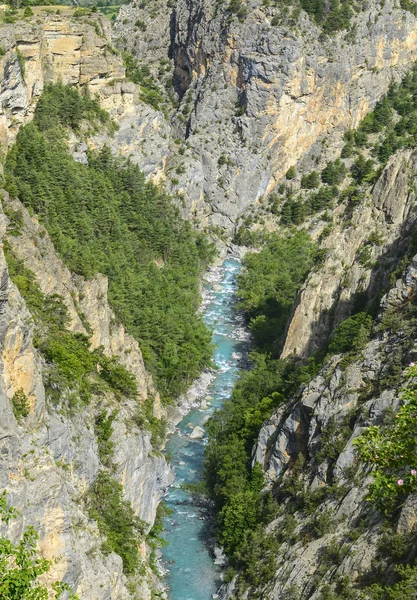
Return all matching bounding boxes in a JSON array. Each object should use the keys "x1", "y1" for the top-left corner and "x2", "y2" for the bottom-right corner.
[
  {"x1": 161, "y1": 257, "x2": 248, "y2": 600},
  {"x1": 1, "y1": 1, "x2": 417, "y2": 599}
]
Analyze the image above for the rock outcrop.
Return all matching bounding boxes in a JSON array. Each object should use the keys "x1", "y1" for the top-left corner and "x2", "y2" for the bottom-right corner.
[
  {"x1": 281, "y1": 149, "x2": 417, "y2": 359},
  {"x1": 221, "y1": 244, "x2": 417, "y2": 599},
  {"x1": 116, "y1": 0, "x2": 417, "y2": 231},
  {"x1": 0, "y1": 190, "x2": 172, "y2": 598},
  {"x1": 0, "y1": 10, "x2": 169, "y2": 179}
]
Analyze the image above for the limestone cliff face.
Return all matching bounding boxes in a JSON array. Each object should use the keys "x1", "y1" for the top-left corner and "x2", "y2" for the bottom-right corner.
[
  {"x1": 116, "y1": 0, "x2": 417, "y2": 231},
  {"x1": 0, "y1": 192, "x2": 173, "y2": 598},
  {"x1": 0, "y1": 10, "x2": 169, "y2": 179},
  {"x1": 221, "y1": 208, "x2": 417, "y2": 600},
  {"x1": 281, "y1": 149, "x2": 417, "y2": 359},
  {"x1": 0, "y1": 13, "x2": 176, "y2": 598}
]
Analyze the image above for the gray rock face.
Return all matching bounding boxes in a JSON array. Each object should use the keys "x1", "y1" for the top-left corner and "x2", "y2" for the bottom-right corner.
[
  {"x1": 0, "y1": 194, "x2": 173, "y2": 598},
  {"x1": 116, "y1": 0, "x2": 417, "y2": 232},
  {"x1": 0, "y1": 12, "x2": 170, "y2": 182},
  {"x1": 281, "y1": 150, "x2": 417, "y2": 359},
  {"x1": 221, "y1": 245, "x2": 417, "y2": 597}
]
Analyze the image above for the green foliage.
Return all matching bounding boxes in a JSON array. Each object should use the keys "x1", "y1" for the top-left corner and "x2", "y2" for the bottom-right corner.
[
  {"x1": 11, "y1": 389, "x2": 30, "y2": 420},
  {"x1": 135, "y1": 18, "x2": 147, "y2": 30},
  {"x1": 95, "y1": 409, "x2": 118, "y2": 466},
  {"x1": 315, "y1": 415, "x2": 353, "y2": 468},
  {"x1": 23, "y1": 6, "x2": 33, "y2": 17},
  {"x1": 329, "y1": 312, "x2": 373, "y2": 354},
  {"x1": 308, "y1": 185, "x2": 338, "y2": 212},
  {"x1": 5, "y1": 84, "x2": 215, "y2": 401},
  {"x1": 351, "y1": 154, "x2": 376, "y2": 184},
  {"x1": 122, "y1": 53, "x2": 166, "y2": 111},
  {"x1": 133, "y1": 399, "x2": 167, "y2": 450},
  {"x1": 0, "y1": 491, "x2": 78, "y2": 599},
  {"x1": 16, "y1": 49, "x2": 25, "y2": 79},
  {"x1": 300, "y1": 0, "x2": 353, "y2": 33},
  {"x1": 301, "y1": 170, "x2": 320, "y2": 189},
  {"x1": 355, "y1": 364, "x2": 417, "y2": 515},
  {"x1": 88, "y1": 471, "x2": 146, "y2": 575},
  {"x1": 2, "y1": 9, "x2": 17, "y2": 24},
  {"x1": 228, "y1": 0, "x2": 248, "y2": 21},
  {"x1": 400, "y1": 0, "x2": 417, "y2": 17},
  {"x1": 33, "y1": 82, "x2": 110, "y2": 133},
  {"x1": 4, "y1": 241, "x2": 138, "y2": 406},
  {"x1": 237, "y1": 231, "x2": 317, "y2": 353},
  {"x1": 233, "y1": 526, "x2": 280, "y2": 589},
  {"x1": 286, "y1": 166, "x2": 297, "y2": 180},
  {"x1": 280, "y1": 197, "x2": 306, "y2": 225},
  {"x1": 205, "y1": 232, "x2": 319, "y2": 565},
  {"x1": 96, "y1": 353, "x2": 137, "y2": 398},
  {"x1": 321, "y1": 159, "x2": 346, "y2": 185},
  {"x1": 147, "y1": 502, "x2": 172, "y2": 550}
]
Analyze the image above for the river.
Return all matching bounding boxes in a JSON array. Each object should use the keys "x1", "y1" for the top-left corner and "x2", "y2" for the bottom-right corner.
[{"x1": 161, "y1": 257, "x2": 249, "y2": 600}]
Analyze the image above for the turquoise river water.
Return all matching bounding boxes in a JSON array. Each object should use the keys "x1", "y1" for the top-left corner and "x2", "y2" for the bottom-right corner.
[{"x1": 161, "y1": 257, "x2": 248, "y2": 600}]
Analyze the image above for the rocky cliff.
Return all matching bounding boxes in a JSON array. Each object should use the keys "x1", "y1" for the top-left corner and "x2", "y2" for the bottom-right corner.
[
  {"x1": 0, "y1": 8, "x2": 170, "y2": 180},
  {"x1": 0, "y1": 192, "x2": 172, "y2": 598},
  {"x1": 0, "y1": 9, "x2": 174, "y2": 599},
  {"x1": 218, "y1": 146, "x2": 417, "y2": 598},
  {"x1": 3, "y1": 1, "x2": 417, "y2": 598},
  {"x1": 116, "y1": 0, "x2": 417, "y2": 232}
]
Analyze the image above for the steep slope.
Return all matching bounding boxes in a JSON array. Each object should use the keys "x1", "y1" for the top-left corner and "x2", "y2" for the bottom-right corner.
[
  {"x1": 206, "y1": 77, "x2": 417, "y2": 600},
  {"x1": 0, "y1": 9, "x2": 169, "y2": 178},
  {"x1": 0, "y1": 9, "x2": 209, "y2": 599},
  {"x1": 0, "y1": 190, "x2": 172, "y2": 598},
  {"x1": 116, "y1": 0, "x2": 417, "y2": 232},
  {"x1": 195, "y1": 134, "x2": 417, "y2": 599}
]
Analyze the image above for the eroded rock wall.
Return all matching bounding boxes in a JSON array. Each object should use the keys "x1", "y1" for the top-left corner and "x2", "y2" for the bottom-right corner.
[
  {"x1": 0, "y1": 192, "x2": 173, "y2": 598},
  {"x1": 116, "y1": 0, "x2": 417, "y2": 231}
]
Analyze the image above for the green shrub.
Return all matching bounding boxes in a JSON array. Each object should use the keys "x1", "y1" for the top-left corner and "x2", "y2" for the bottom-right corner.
[
  {"x1": 4, "y1": 242, "x2": 138, "y2": 406},
  {"x1": 315, "y1": 416, "x2": 352, "y2": 466},
  {"x1": 355, "y1": 363, "x2": 417, "y2": 515},
  {"x1": 286, "y1": 166, "x2": 297, "y2": 180},
  {"x1": 300, "y1": 0, "x2": 353, "y2": 33},
  {"x1": 122, "y1": 53, "x2": 166, "y2": 111},
  {"x1": 11, "y1": 388, "x2": 30, "y2": 420},
  {"x1": 301, "y1": 170, "x2": 320, "y2": 189},
  {"x1": 16, "y1": 48, "x2": 25, "y2": 79},
  {"x1": 228, "y1": 0, "x2": 248, "y2": 21},
  {"x1": 33, "y1": 82, "x2": 110, "y2": 132},
  {"x1": 329, "y1": 312, "x2": 373, "y2": 354},
  {"x1": 135, "y1": 19, "x2": 147, "y2": 30},
  {"x1": 351, "y1": 154, "x2": 375, "y2": 184},
  {"x1": 238, "y1": 231, "x2": 316, "y2": 352},
  {"x1": 88, "y1": 471, "x2": 145, "y2": 574},
  {"x1": 95, "y1": 353, "x2": 137, "y2": 398},
  {"x1": 321, "y1": 159, "x2": 346, "y2": 185},
  {"x1": 95, "y1": 409, "x2": 117, "y2": 466}
]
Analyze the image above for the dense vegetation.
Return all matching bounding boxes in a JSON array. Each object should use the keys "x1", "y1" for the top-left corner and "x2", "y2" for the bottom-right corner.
[
  {"x1": 5, "y1": 83, "x2": 214, "y2": 401},
  {"x1": 122, "y1": 52, "x2": 167, "y2": 112},
  {"x1": 0, "y1": 491, "x2": 78, "y2": 599},
  {"x1": 355, "y1": 363, "x2": 417, "y2": 516},
  {"x1": 237, "y1": 231, "x2": 317, "y2": 353}
]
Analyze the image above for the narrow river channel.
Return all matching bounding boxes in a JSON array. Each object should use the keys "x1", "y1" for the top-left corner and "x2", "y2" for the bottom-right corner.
[{"x1": 161, "y1": 257, "x2": 249, "y2": 600}]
